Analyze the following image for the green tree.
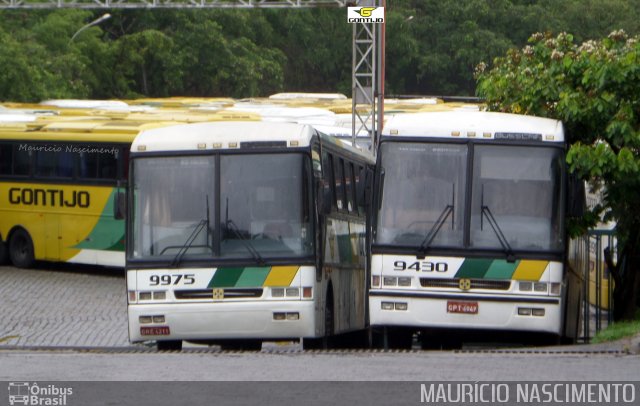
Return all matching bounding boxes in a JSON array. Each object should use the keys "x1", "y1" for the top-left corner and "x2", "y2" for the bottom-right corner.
[{"x1": 476, "y1": 31, "x2": 640, "y2": 321}]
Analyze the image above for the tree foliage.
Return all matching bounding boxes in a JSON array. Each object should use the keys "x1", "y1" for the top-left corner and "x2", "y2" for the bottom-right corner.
[
  {"x1": 476, "y1": 30, "x2": 640, "y2": 320},
  {"x1": 2, "y1": 1, "x2": 640, "y2": 100}
]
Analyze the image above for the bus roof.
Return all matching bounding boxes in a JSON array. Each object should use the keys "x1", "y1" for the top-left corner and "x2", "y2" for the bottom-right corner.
[
  {"x1": 382, "y1": 111, "x2": 564, "y2": 142},
  {"x1": 0, "y1": 120, "x2": 184, "y2": 143},
  {"x1": 131, "y1": 121, "x2": 374, "y2": 162}
]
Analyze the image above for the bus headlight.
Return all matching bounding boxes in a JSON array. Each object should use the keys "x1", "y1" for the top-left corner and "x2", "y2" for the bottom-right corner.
[
  {"x1": 383, "y1": 277, "x2": 397, "y2": 286},
  {"x1": 534, "y1": 282, "x2": 548, "y2": 293},
  {"x1": 397, "y1": 277, "x2": 412, "y2": 287},
  {"x1": 549, "y1": 283, "x2": 562, "y2": 296},
  {"x1": 518, "y1": 282, "x2": 532, "y2": 292}
]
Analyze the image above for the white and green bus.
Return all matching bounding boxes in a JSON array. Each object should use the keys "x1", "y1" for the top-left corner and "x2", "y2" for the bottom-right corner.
[
  {"x1": 126, "y1": 121, "x2": 375, "y2": 350},
  {"x1": 369, "y1": 111, "x2": 583, "y2": 348}
]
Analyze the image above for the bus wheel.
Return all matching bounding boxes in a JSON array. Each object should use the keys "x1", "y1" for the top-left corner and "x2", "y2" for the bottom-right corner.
[
  {"x1": 0, "y1": 240, "x2": 8, "y2": 265},
  {"x1": 157, "y1": 340, "x2": 182, "y2": 351},
  {"x1": 9, "y1": 229, "x2": 35, "y2": 268},
  {"x1": 302, "y1": 290, "x2": 335, "y2": 350}
]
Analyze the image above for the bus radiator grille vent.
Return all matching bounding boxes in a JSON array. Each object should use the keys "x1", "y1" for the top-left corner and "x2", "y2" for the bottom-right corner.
[
  {"x1": 419, "y1": 278, "x2": 511, "y2": 291},
  {"x1": 174, "y1": 288, "x2": 264, "y2": 300}
]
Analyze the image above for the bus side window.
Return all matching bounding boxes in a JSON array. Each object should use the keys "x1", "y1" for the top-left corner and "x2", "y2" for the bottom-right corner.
[
  {"x1": 321, "y1": 151, "x2": 336, "y2": 213},
  {"x1": 0, "y1": 143, "x2": 11, "y2": 175},
  {"x1": 98, "y1": 153, "x2": 117, "y2": 180},
  {"x1": 334, "y1": 157, "x2": 345, "y2": 211},
  {"x1": 79, "y1": 152, "x2": 98, "y2": 179},
  {"x1": 344, "y1": 161, "x2": 355, "y2": 212},
  {"x1": 13, "y1": 145, "x2": 30, "y2": 176}
]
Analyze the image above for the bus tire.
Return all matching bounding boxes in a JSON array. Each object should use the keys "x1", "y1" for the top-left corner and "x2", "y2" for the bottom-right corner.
[
  {"x1": 302, "y1": 287, "x2": 335, "y2": 350},
  {"x1": 0, "y1": 240, "x2": 8, "y2": 265},
  {"x1": 9, "y1": 229, "x2": 35, "y2": 269},
  {"x1": 157, "y1": 340, "x2": 182, "y2": 351}
]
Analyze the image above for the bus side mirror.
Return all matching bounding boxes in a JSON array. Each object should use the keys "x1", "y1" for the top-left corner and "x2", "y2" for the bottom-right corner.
[
  {"x1": 114, "y1": 191, "x2": 126, "y2": 220},
  {"x1": 356, "y1": 167, "x2": 374, "y2": 207},
  {"x1": 566, "y1": 173, "x2": 585, "y2": 218}
]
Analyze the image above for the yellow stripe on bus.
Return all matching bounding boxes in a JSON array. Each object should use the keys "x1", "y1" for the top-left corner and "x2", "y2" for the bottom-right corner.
[
  {"x1": 512, "y1": 260, "x2": 549, "y2": 281},
  {"x1": 263, "y1": 266, "x2": 299, "y2": 287}
]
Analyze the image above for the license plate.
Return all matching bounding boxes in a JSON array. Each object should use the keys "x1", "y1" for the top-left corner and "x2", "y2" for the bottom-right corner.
[
  {"x1": 140, "y1": 326, "x2": 171, "y2": 336},
  {"x1": 447, "y1": 301, "x2": 478, "y2": 314}
]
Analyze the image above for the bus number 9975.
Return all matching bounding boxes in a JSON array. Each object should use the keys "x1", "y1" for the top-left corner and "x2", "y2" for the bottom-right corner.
[{"x1": 149, "y1": 274, "x2": 196, "y2": 286}]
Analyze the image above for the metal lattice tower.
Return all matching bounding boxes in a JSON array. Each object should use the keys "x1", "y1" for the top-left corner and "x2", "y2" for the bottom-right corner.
[
  {"x1": 0, "y1": 0, "x2": 384, "y2": 154},
  {"x1": 351, "y1": 0, "x2": 384, "y2": 154}
]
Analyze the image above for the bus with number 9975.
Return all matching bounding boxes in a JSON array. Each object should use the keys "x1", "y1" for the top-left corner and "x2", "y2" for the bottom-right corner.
[{"x1": 126, "y1": 121, "x2": 375, "y2": 350}]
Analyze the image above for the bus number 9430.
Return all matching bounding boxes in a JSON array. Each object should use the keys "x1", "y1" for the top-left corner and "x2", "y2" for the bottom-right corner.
[
  {"x1": 393, "y1": 260, "x2": 448, "y2": 272},
  {"x1": 149, "y1": 274, "x2": 195, "y2": 286}
]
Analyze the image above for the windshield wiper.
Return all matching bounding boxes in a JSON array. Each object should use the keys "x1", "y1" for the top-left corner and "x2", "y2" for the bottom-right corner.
[
  {"x1": 417, "y1": 184, "x2": 455, "y2": 258},
  {"x1": 417, "y1": 204, "x2": 453, "y2": 258},
  {"x1": 170, "y1": 196, "x2": 212, "y2": 267},
  {"x1": 225, "y1": 219, "x2": 266, "y2": 266},
  {"x1": 171, "y1": 219, "x2": 208, "y2": 267},
  {"x1": 223, "y1": 197, "x2": 265, "y2": 265},
  {"x1": 481, "y1": 205, "x2": 515, "y2": 262}
]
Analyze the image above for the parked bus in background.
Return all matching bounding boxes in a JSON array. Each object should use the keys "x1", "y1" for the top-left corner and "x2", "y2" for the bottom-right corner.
[
  {"x1": 126, "y1": 121, "x2": 375, "y2": 351},
  {"x1": 369, "y1": 111, "x2": 583, "y2": 348},
  {"x1": 0, "y1": 120, "x2": 138, "y2": 267},
  {"x1": 0, "y1": 100, "x2": 261, "y2": 268}
]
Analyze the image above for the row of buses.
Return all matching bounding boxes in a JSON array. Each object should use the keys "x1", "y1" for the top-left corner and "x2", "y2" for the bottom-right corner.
[{"x1": 0, "y1": 95, "x2": 584, "y2": 350}]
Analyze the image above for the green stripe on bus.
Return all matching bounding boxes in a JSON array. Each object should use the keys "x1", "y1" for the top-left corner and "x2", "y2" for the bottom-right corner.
[
  {"x1": 208, "y1": 267, "x2": 245, "y2": 288},
  {"x1": 454, "y1": 258, "x2": 493, "y2": 278},
  {"x1": 74, "y1": 189, "x2": 125, "y2": 251},
  {"x1": 235, "y1": 267, "x2": 271, "y2": 287},
  {"x1": 483, "y1": 260, "x2": 519, "y2": 280}
]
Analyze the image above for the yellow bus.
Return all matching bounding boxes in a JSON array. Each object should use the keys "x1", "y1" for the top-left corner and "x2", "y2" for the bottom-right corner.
[
  {"x1": 0, "y1": 119, "x2": 176, "y2": 267},
  {"x1": 0, "y1": 99, "x2": 261, "y2": 269}
]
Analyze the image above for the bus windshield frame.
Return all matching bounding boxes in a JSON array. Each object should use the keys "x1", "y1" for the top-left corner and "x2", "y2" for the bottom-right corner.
[
  {"x1": 374, "y1": 139, "x2": 566, "y2": 256},
  {"x1": 128, "y1": 151, "x2": 314, "y2": 266}
]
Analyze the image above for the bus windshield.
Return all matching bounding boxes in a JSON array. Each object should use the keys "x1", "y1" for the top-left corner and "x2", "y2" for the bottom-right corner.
[
  {"x1": 376, "y1": 142, "x2": 468, "y2": 249},
  {"x1": 375, "y1": 142, "x2": 564, "y2": 253},
  {"x1": 131, "y1": 153, "x2": 313, "y2": 263},
  {"x1": 470, "y1": 145, "x2": 564, "y2": 252}
]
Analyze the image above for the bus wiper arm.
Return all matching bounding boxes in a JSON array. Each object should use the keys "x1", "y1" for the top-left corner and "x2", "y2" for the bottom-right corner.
[
  {"x1": 418, "y1": 204, "x2": 453, "y2": 256},
  {"x1": 481, "y1": 205, "x2": 515, "y2": 262},
  {"x1": 171, "y1": 219, "x2": 208, "y2": 267},
  {"x1": 226, "y1": 219, "x2": 266, "y2": 266},
  {"x1": 170, "y1": 196, "x2": 212, "y2": 267}
]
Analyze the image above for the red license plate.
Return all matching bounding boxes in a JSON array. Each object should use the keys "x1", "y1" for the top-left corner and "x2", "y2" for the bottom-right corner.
[
  {"x1": 447, "y1": 301, "x2": 478, "y2": 314},
  {"x1": 140, "y1": 326, "x2": 171, "y2": 336}
]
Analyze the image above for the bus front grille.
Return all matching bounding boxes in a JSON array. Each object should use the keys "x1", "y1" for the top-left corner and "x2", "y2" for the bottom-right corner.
[
  {"x1": 174, "y1": 288, "x2": 264, "y2": 300},
  {"x1": 419, "y1": 278, "x2": 512, "y2": 291}
]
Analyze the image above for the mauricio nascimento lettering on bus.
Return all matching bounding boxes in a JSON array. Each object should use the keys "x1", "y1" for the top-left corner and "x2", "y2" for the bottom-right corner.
[
  {"x1": 18, "y1": 143, "x2": 119, "y2": 157},
  {"x1": 420, "y1": 383, "x2": 636, "y2": 404}
]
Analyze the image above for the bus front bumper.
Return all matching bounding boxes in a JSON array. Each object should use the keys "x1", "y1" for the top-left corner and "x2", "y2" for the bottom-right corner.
[
  {"x1": 128, "y1": 300, "x2": 316, "y2": 343},
  {"x1": 369, "y1": 290, "x2": 562, "y2": 335}
]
